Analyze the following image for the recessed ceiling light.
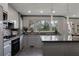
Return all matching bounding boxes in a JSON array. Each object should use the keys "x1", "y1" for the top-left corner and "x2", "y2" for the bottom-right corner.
[
  {"x1": 55, "y1": 21, "x2": 58, "y2": 23},
  {"x1": 28, "y1": 10, "x2": 31, "y2": 13},
  {"x1": 52, "y1": 10, "x2": 55, "y2": 14},
  {"x1": 40, "y1": 10, "x2": 43, "y2": 14},
  {"x1": 72, "y1": 14, "x2": 76, "y2": 17}
]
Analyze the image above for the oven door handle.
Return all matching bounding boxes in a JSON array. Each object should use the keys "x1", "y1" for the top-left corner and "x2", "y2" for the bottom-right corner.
[{"x1": 12, "y1": 41, "x2": 18, "y2": 44}]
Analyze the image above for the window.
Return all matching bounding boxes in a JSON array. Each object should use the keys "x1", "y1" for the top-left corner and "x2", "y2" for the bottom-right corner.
[{"x1": 30, "y1": 20, "x2": 58, "y2": 32}]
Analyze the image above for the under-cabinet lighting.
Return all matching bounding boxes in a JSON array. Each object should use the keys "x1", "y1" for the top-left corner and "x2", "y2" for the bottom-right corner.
[{"x1": 72, "y1": 14, "x2": 76, "y2": 17}]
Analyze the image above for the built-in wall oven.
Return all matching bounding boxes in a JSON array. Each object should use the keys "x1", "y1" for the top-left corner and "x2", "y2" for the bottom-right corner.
[{"x1": 11, "y1": 38, "x2": 20, "y2": 56}]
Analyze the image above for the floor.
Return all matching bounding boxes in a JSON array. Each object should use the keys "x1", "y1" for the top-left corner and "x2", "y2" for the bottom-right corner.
[{"x1": 16, "y1": 47, "x2": 43, "y2": 56}]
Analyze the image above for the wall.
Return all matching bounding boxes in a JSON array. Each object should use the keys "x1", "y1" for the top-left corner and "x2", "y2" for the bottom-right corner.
[
  {"x1": 8, "y1": 4, "x2": 19, "y2": 28},
  {"x1": 19, "y1": 16, "x2": 23, "y2": 34},
  {"x1": 53, "y1": 17, "x2": 69, "y2": 41},
  {"x1": 23, "y1": 16, "x2": 51, "y2": 28},
  {"x1": 0, "y1": 3, "x2": 8, "y2": 12}
]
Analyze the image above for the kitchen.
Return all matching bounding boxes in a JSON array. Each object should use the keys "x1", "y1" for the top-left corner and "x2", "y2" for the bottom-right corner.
[
  {"x1": 0, "y1": 3, "x2": 79, "y2": 56},
  {"x1": 0, "y1": 3, "x2": 23, "y2": 56}
]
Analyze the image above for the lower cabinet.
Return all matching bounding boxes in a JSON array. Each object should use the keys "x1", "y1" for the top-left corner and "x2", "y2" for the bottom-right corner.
[
  {"x1": 64, "y1": 43, "x2": 79, "y2": 56},
  {"x1": 4, "y1": 40, "x2": 11, "y2": 56},
  {"x1": 43, "y1": 43, "x2": 64, "y2": 56},
  {"x1": 27, "y1": 35, "x2": 43, "y2": 48},
  {"x1": 43, "y1": 42, "x2": 79, "y2": 56},
  {"x1": 4, "y1": 37, "x2": 20, "y2": 56},
  {"x1": 20, "y1": 35, "x2": 23, "y2": 50}
]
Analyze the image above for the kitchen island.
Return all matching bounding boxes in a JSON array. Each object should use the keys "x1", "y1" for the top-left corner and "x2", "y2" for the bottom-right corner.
[
  {"x1": 42, "y1": 41, "x2": 79, "y2": 56},
  {"x1": 24, "y1": 31, "x2": 79, "y2": 56}
]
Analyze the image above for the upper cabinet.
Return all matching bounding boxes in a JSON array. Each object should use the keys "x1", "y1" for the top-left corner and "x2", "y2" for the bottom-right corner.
[
  {"x1": 0, "y1": 3, "x2": 8, "y2": 20},
  {"x1": 8, "y1": 5, "x2": 19, "y2": 29}
]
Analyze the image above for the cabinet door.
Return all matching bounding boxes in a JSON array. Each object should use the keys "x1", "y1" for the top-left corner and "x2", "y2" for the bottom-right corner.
[
  {"x1": 64, "y1": 43, "x2": 73, "y2": 56},
  {"x1": 69, "y1": 43, "x2": 79, "y2": 56},
  {"x1": 43, "y1": 43, "x2": 64, "y2": 56},
  {"x1": 64, "y1": 43, "x2": 79, "y2": 56},
  {"x1": 20, "y1": 35, "x2": 23, "y2": 50},
  {"x1": 28, "y1": 35, "x2": 42, "y2": 48},
  {"x1": 4, "y1": 40, "x2": 11, "y2": 56},
  {"x1": 14, "y1": 20, "x2": 19, "y2": 29}
]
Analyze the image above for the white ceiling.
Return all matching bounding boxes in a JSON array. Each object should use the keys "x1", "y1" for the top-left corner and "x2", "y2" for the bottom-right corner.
[{"x1": 9, "y1": 3, "x2": 79, "y2": 17}]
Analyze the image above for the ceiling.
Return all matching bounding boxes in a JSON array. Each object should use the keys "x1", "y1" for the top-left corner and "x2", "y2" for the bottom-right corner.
[{"x1": 9, "y1": 3, "x2": 79, "y2": 17}]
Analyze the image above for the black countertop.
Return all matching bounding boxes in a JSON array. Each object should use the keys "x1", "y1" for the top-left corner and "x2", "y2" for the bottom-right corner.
[
  {"x1": 24, "y1": 31, "x2": 60, "y2": 35},
  {"x1": 42, "y1": 41, "x2": 79, "y2": 43}
]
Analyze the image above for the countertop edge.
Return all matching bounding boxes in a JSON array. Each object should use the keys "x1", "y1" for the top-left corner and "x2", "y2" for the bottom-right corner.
[
  {"x1": 4, "y1": 35, "x2": 20, "y2": 42},
  {"x1": 42, "y1": 41, "x2": 79, "y2": 43}
]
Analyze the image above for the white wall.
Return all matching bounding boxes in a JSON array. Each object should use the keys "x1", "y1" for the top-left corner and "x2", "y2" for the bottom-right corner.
[
  {"x1": 0, "y1": 3, "x2": 8, "y2": 12},
  {"x1": 23, "y1": 16, "x2": 51, "y2": 28},
  {"x1": 8, "y1": 5, "x2": 19, "y2": 28},
  {"x1": 20, "y1": 16, "x2": 23, "y2": 34}
]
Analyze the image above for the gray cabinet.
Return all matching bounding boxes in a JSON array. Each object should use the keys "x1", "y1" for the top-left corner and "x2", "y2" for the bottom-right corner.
[
  {"x1": 20, "y1": 35, "x2": 23, "y2": 50},
  {"x1": 64, "y1": 43, "x2": 79, "y2": 56},
  {"x1": 27, "y1": 35, "x2": 43, "y2": 48},
  {"x1": 43, "y1": 43, "x2": 64, "y2": 56},
  {"x1": 43, "y1": 42, "x2": 79, "y2": 56}
]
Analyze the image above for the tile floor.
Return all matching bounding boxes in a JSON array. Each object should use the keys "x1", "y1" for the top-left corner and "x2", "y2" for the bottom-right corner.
[{"x1": 16, "y1": 47, "x2": 43, "y2": 56}]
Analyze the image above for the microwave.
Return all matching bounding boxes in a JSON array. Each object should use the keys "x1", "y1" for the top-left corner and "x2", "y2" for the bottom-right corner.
[{"x1": 3, "y1": 21, "x2": 14, "y2": 29}]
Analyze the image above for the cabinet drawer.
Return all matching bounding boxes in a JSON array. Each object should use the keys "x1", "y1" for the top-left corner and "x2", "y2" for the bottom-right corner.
[
  {"x1": 28, "y1": 35, "x2": 40, "y2": 38},
  {"x1": 4, "y1": 45, "x2": 11, "y2": 56},
  {"x1": 72, "y1": 36, "x2": 79, "y2": 41},
  {"x1": 4, "y1": 40, "x2": 11, "y2": 45}
]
